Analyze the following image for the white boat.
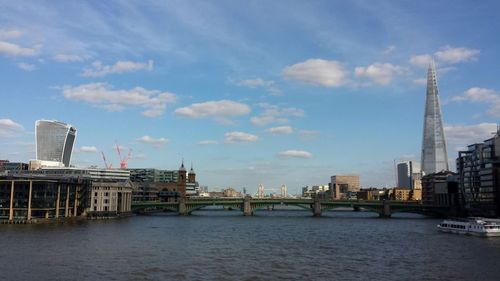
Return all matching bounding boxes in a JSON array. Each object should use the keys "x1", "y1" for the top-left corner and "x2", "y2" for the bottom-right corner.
[{"x1": 437, "y1": 217, "x2": 500, "y2": 237}]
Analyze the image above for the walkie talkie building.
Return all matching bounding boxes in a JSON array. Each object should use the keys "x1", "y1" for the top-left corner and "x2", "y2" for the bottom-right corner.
[
  {"x1": 35, "y1": 120, "x2": 77, "y2": 167},
  {"x1": 421, "y1": 61, "x2": 449, "y2": 175}
]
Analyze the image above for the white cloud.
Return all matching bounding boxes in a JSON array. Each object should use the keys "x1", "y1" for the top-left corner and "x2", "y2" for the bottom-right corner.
[
  {"x1": 62, "y1": 82, "x2": 177, "y2": 117},
  {"x1": 282, "y1": 59, "x2": 348, "y2": 87},
  {"x1": 410, "y1": 46, "x2": 480, "y2": 68},
  {"x1": 277, "y1": 150, "x2": 313, "y2": 159},
  {"x1": 250, "y1": 103, "x2": 304, "y2": 126},
  {"x1": 18, "y1": 63, "x2": 37, "y2": 71},
  {"x1": 0, "y1": 119, "x2": 24, "y2": 138},
  {"x1": 354, "y1": 63, "x2": 406, "y2": 85},
  {"x1": 435, "y1": 46, "x2": 480, "y2": 64},
  {"x1": 0, "y1": 41, "x2": 38, "y2": 57},
  {"x1": 444, "y1": 123, "x2": 498, "y2": 145},
  {"x1": 224, "y1": 131, "x2": 258, "y2": 144},
  {"x1": 198, "y1": 140, "x2": 219, "y2": 145},
  {"x1": 82, "y1": 60, "x2": 154, "y2": 77},
  {"x1": 238, "y1": 78, "x2": 274, "y2": 88},
  {"x1": 53, "y1": 54, "x2": 85, "y2": 62},
  {"x1": 79, "y1": 146, "x2": 98, "y2": 153},
  {"x1": 266, "y1": 126, "x2": 293, "y2": 135},
  {"x1": 409, "y1": 54, "x2": 433, "y2": 68},
  {"x1": 137, "y1": 135, "x2": 169, "y2": 146},
  {"x1": 0, "y1": 29, "x2": 22, "y2": 39},
  {"x1": 451, "y1": 87, "x2": 500, "y2": 117},
  {"x1": 452, "y1": 87, "x2": 497, "y2": 102},
  {"x1": 174, "y1": 100, "x2": 251, "y2": 124},
  {"x1": 237, "y1": 78, "x2": 282, "y2": 96},
  {"x1": 383, "y1": 45, "x2": 396, "y2": 54}
]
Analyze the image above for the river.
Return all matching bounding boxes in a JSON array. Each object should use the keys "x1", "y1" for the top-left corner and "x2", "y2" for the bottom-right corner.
[{"x1": 1, "y1": 209, "x2": 500, "y2": 281}]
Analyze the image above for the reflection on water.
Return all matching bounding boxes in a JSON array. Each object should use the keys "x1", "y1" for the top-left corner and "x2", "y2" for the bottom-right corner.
[{"x1": 2, "y1": 210, "x2": 500, "y2": 281}]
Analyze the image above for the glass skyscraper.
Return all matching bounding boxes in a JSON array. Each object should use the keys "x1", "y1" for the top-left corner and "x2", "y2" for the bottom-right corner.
[
  {"x1": 421, "y1": 61, "x2": 449, "y2": 175},
  {"x1": 35, "y1": 120, "x2": 77, "y2": 167}
]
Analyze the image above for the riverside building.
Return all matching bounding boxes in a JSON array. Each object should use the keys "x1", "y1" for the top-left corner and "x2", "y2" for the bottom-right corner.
[
  {"x1": 1, "y1": 168, "x2": 133, "y2": 223},
  {"x1": 331, "y1": 175, "x2": 360, "y2": 200},
  {"x1": 457, "y1": 127, "x2": 500, "y2": 217},
  {"x1": 130, "y1": 161, "x2": 199, "y2": 202}
]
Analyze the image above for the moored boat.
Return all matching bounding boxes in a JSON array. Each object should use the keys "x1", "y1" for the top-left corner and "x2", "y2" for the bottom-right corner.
[{"x1": 437, "y1": 218, "x2": 500, "y2": 237}]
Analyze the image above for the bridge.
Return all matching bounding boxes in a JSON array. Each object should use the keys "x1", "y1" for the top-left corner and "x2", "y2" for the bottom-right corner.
[{"x1": 131, "y1": 197, "x2": 452, "y2": 218}]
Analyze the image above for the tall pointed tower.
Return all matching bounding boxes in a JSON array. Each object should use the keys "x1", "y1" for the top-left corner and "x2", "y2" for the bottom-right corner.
[{"x1": 421, "y1": 61, "x2": 449, "y2": 175}]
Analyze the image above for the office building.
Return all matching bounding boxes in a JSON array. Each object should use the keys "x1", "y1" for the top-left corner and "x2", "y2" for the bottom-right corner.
[
  {"x1": 1, "y1": 168, "x2": 133, "y2": 223},
  {"x1": 457, "y1": 127, "x2": 500, "y2": 217},
  {"x1": 391, "y1": 188, "x2": 412, "y2": 201},
  {"x1": 35, "y1": 120, "x2": 77, "y2": 167},
  {"x1": 0, "y1": 160, "x2": 29, "y2": 172},
  {"x1": 421, "y1": 171, "x2": 459, "y2": 207},
  {"x1": 421, "y1": 61, "x2": 448, "y2": 175},
  {"x1": 331, "y1": 175, "x2": 360, "y2": 200},
  {"x1": 131, "y1": 161, "x2": 199, "y2": 202}
]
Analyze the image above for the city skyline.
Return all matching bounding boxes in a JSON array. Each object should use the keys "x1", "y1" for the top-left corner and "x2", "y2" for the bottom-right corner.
[{"x1": 1, "y1": 1, "x2": 499, "y2": 193}]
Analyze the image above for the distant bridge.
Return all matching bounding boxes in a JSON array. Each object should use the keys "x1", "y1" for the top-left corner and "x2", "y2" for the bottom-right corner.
[{"x1": 131, "y1": 197, "x2": 452, "y2": 217}]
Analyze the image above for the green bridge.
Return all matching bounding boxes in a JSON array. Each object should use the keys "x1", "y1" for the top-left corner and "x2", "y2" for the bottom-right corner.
[{"x1": 131, "y1": 197, "x2": 452, "y2": 217}]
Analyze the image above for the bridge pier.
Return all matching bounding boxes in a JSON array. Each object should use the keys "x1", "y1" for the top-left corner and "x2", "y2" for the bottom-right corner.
[
  {"x1": 313, "y1": 196, "x2": 322, "y2": 217},
  {"x1": 178, "y1": 197, "x2": 188, "y2": 215},
  {"x1": 243, "y1": 196, "x2": 253, "y2": 216},
  {"x1": 379, "y1": 200, "x2": 391, "y2": 218}
]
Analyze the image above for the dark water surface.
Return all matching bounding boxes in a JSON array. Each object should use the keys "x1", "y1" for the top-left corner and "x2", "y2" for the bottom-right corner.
[{"x1": 2, "y1": 210, "x2": 500, "y2": 281}]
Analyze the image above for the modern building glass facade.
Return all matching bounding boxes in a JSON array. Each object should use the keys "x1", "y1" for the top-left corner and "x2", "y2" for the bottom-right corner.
[
  {"x1": 36, "y1": 120, "x2": 77, "y2": 167},
  {"x1": 457, "y1": 129, "x2": 500, "y2": 217},
  {"x1": 421, "y1": 61, "x2": 449, "y2": 175}
]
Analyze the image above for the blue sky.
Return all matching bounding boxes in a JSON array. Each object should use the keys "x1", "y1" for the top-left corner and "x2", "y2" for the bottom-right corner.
[{"x1": 1, "y1": 1, "x2": 499, "y2": 194}]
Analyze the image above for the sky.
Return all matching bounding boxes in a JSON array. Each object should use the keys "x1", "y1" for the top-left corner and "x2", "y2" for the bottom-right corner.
[{"x1": 0, "y1": 0, "x2": 499, "y2": 194}]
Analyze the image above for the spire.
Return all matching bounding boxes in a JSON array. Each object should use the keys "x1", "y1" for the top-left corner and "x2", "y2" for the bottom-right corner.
[
  {"x1": 179, "y1": 158, "x2": 186, "y2": 172},
  {"x1": 189, "y1": 162, "x2": 195, "y2": 174},
  {"x1": 421, "y1": 60, "x2": 449, "y2": 175}
]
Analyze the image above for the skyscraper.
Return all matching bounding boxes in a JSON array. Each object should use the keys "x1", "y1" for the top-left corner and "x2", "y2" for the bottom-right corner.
[
  {"x1": 421, "y1": 61, "x2": 448, "y2": 175},
  {"x1": 35, "y1": 120, "x2": 77, "y2": 167},
  {"x1": 397, "y1": 161, "x2": 421, "y2": 189}
]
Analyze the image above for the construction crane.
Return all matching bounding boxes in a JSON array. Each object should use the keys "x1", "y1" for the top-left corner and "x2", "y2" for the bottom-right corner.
[
  {"x1": 115, "y1": 143, "x2": 132, "y2": 169},
  {"x1": 101, "y1": 152, "x2": 112, "y2": 169}
]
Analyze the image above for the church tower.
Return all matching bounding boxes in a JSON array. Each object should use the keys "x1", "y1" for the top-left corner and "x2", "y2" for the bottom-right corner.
[
  {"x1": 177, "y1": 160, "x2": 187, "y2": 197},
  {"x1": 188, "y1": 163, "x2": 196, "y2": 183}
]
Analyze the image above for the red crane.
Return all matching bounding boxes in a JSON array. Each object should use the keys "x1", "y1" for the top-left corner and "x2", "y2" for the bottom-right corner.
[{"x1": 115, "y1": 143, "x2": 132, "y2": 169}]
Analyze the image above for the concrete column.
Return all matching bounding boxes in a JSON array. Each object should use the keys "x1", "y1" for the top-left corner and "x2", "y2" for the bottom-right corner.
[
  {"x1": 27, "y1": 180, "x2": 33, "y2": 221},
  {"x1": 73, "y1": 186, "x2": 79, "y2": 216},
  {"x1": 313, "y1": 196, "x2": 322, "y2": 217},
  {"x1": 55, "y1": 184, "x2": 61, "y2": 218},
  {"x1": 243, "y1": 196, "x2": 253, "y2": 216},
  {"x1": 8, "y1": 180, "x2": 15, "y2": 223},
  {"x1": 380, "y1": 200, "x2": 391, "y2": 218},
  {"x1": 178, "y1": 197, "x2": 187, "y2": 215},
  {"x1": 65, "y1": 185, "x2": 70, "y2": 217},
  {"x1": 130, "y1": 193, "x2": 132, "y2": 211}
]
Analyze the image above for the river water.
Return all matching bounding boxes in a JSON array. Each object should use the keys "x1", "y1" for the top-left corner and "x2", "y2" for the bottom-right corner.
[{"x1": 1, "y1": 209, "x2": 500, "y2": 281}]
